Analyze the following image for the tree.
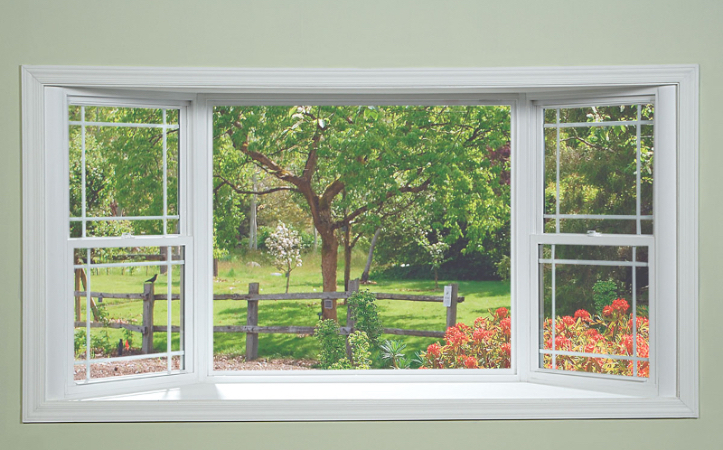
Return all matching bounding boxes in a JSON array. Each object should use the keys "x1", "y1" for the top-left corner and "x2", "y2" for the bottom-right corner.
[
  {"x1": 265, "y1": 222, "x2": 303, "y2": 293},
  {"x1": 417, "y1": 230, "x2": 450, "y2": 289},
  {"x1": 214, "y1": 105, "x2": 509, "y2": 320}
]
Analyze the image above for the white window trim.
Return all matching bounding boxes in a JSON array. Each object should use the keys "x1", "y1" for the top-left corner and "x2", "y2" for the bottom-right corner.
[{"x1": 21, "y1": 65, "x2": 699, "y2": 422}]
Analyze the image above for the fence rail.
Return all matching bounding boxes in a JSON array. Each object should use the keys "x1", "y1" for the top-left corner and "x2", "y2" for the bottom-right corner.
[{"x1": 73, "y1": 279, "x2": 463, "y2": 359}]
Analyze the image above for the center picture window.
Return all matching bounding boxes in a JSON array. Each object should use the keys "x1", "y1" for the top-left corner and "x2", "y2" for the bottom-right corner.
[{"x1": 210, "y1": 105, "x2": 512, "y2": 371}]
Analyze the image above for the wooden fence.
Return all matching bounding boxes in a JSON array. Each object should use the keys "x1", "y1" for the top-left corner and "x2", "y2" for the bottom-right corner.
[{"x1": 74, "y1": 279, "x2": 464, "y2": 360}]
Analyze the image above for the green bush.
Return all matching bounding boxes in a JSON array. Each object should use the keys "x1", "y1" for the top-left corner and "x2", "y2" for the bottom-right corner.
[
  {"x1": 314, "y1": 319, "x2": 347, "y2": 369},
  {"x1": 346, "y1": 290, "x2": 382, "y2": 347}
]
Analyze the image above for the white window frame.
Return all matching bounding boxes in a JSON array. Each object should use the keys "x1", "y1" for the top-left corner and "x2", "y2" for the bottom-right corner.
[{"x1": 21, "y1": 65, "x2": 698, "y2": 422}]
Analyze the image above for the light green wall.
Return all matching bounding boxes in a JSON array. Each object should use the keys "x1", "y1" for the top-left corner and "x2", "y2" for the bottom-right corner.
[{"x1": 1, "y1": 1, "x2": 721, "y2": 448}]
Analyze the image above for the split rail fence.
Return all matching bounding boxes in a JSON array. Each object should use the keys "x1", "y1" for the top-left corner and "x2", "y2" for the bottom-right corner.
[{"x1": 74, "y1": 278, "x2": 464, "y2": 360}]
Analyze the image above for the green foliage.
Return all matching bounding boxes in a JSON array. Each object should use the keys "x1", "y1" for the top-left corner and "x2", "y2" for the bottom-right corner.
[
  {"x1": 347, "y1": 331, "x2": 372, "y2": 370},
  {"x1": 214, "y1": 105, "x2": 511, "y2": 269},
  {"x1": 96, "y1": 303, "x2": 111, "y2": 326},
  {"x1": 380, "y1": 339, "x2": 410, "y2": 369},
  {"x1": 593, "y1": 280, "x2": 619, "y2": 314},
  {"x1": 495, "y1": 255, "x2": 511, "y2": 281},
  {"x1": 91, "y1": 329, "x2": 114, "y2": 357},
  {"x1": 346, "y1": 290, "x2": 382, "y2": 346},
  {"x1": 123, "y1": 327, "x2": 134, "y2": 348},
  {"x1": 314, "y1": 319, "x2": 347, "y2": 369},
  {"x1": 74, "y1": 329, "x2": 86, "y2": 357}
]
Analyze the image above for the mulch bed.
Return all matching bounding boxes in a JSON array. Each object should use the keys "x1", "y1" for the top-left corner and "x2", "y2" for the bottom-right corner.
[{"x1": 74, "y1": 355, "x2": 315, "y2": 380}]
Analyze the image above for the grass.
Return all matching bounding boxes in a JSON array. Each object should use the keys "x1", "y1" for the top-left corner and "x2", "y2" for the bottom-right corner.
[{"x1": 74, "y1": 249, "x2": 510, "y2": 362}]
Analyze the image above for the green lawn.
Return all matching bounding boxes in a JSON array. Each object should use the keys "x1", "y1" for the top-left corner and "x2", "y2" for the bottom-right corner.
[{"x1": 75, "y1": 250, "x2": 510, "y2": 362}]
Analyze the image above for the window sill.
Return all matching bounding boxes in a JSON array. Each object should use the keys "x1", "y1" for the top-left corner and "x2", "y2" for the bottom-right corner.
[{"x1": 25, "y1": 381, "x2": 697, "y2": 422}]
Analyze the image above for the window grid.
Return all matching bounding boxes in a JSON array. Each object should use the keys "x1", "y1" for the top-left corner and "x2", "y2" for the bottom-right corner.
[
  {"x1": 73, "y1": 250, "x2": 186, "y2": 383},
  {"x1": 544, "y1": 104, "x2": 653, "y2": 235},
  {"x1": 69, "y1": 106, "x2": 181, "y2": 237},
  {"x1": 537, "y1": 245, "x2": 649, "y2": 377}
]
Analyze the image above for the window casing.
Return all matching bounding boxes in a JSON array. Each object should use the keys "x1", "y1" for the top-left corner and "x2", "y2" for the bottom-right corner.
[{"x1": 22, "y1": 66, "x2": 698, "y2": 421}]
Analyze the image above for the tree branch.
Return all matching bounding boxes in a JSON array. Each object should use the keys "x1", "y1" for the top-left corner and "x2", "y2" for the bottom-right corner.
[
  {"x1": 320, "y1": 179, "x2": 345, "y2": 209},
  {"x1": 213, "y1": 175, "x2": 300, "y2": 195},
  {"x1": 334, "y1": 178, "x2": 432, "y2": 229}
]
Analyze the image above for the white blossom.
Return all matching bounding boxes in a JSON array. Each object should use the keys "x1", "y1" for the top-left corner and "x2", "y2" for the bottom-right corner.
[{"x1": 265, "y1": 222, "x2": 303, "y2": 293}]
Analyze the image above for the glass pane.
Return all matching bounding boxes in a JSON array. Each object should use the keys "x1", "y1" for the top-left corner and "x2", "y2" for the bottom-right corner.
[
  {"x1": 75, "y1": 356, "x2": 182, "y2": 382},
  {"x1": 557, "y1": 105, "x2": 640, "y2": 124},
  {"x1": 546, "y1": 356, "x2": 648, "y2": 378},
  {"x1": 73, "y1": 246, "x2": 185, "y2": 382},
  {"x1": 211, "y1": 104, "x2": 512, "y2": 371},
  {"x1": 640, "y1": 124, "x2": 654, "y2": 219},
  {"x1": 543, "y1": 104, "x2": 654, "y2": 236},
  {"x1": 539, "y1": 244, "x2": 649, "y2": 378},
  {"x1": 68, "y1": 105, "x2": 180, "y2": 237},
  {"x1": 83, "y1": 106, "x2": 164, "y2": 124},
  {"x1": 71, "y1": 219, "x2": 170, "y2": 238}
]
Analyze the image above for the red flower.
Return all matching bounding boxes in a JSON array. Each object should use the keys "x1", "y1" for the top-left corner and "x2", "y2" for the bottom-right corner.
[
  {"x1": 585, "y1": 329, "x2": 602, "y2": 341},
  {"x1": 500, "y1": 317, "x2": 512, "y2": 336},
  {"x1": 574, "y1": 309, "x2": 591, "y2": 322},
  {"x1": 555, "y1": 335, "x2": 571, "y2": 350},
  {"x1": 501, "y1": 343, "x2": 511, "y2": 356},
  {"x1": 426, "y1": 343, "x2": 441, "y2": 358},
  {"x1": 495, "y1": 307, "x2": 509, "y2": 319},
  {"x1": 612, "y1": 298, "x2": 630, "y2": 313},
  {"x1": 472, "y1": 328, "x2": 488, "y2": 343},
  {"x1": 463, "y1": 356, "x2": 478, "y2": 369},
  {"x1": 602, "y1": 305, "x2": 614, "y2": 317},
  {"x1": 562, "y1": 316, "x2": 575, "y2": 327}
]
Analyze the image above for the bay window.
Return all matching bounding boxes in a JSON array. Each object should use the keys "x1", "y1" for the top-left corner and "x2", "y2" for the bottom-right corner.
[{"x1": 22, "y1": 65, "x2": 698, "y2": 421}]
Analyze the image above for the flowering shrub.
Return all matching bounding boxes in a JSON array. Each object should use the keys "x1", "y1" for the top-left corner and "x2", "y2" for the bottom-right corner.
[
  {"x1": 542, "y1": 298, "x2": 649, "y2": 378},
  {"x1": 421, "y1": 300, "x2": 649, "y2": 378},
  {"x1": 420, "y1": 307, "x2": 512, "y2": 369},
  {"x1": 265, "y1": 222, "x2": 303, "y2": 293}
]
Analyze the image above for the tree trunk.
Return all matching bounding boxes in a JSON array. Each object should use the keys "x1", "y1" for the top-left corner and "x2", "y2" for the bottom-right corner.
[
  {"x1": 343, "y1": 224, "x2": 352, "y2": 292},
  {"x1": 213, "y1": 258, "x2": 219, "y2": 277},
  {"x1": 361, "y1": 227, "x2": 382, "y2": 283},
  {"x1": 249, "y1": 171, "x2": 258, "y2": 250},
  {"x1": 434, "y1": 267, "x2": 439, "y2": 290},
  {"x1": 320, "y1": 232, "x2": 339, "y2": 320},
  {"x1": 285, "y1": 272, "x2": 290, "y2": 294},
  {"x1": 160, "y1": 246, "x2": 168, "y2": 274}
]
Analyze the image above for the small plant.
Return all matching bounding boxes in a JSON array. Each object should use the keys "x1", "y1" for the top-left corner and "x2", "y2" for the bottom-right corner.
[
  {"x1": 74, "y1": 329, "x2": 86, "y2": 357},
  {"x1": 91, "y1": 329, "x2": 114, "y2": 357},
  {"x1": 314, "y1": 319, "x2": 347, "y2": 369},
  {"x1": 265, "y1": 222, "x2": 303, "y2": 293},
  {"x1": 380, "y1": 339, "x2": 410, "y2": 369},
  {"x1": 123, "y1": 327, "x2": 134, "y2": 349},
  {"x1": 417, "y1": 230, "x2": 449, "y2": 289},
  {"x1": 95, "y1": 303, "x2": 111, "y2": 326},
  {"x1": 592, "y1": 280, "x2": 618, "y2": 314},
  {"x1": 346, "y1": 290, "x2": 382, "y2": 347},
  {"x1": 347, "y1": 331, "x2": 372, "y2": 370}
]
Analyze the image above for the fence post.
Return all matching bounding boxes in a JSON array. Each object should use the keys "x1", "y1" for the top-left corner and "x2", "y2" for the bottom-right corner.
[
  {"x1": 246, "y1": 282, "x2": 260, "y2": 361},
  {"x1": 346, "y1": 278, "x2": 360, "y2": 329},
  {"x1": 445, "y1": 283, "x2": 459, "y2": 331},
  {"x1": 142, "y1": 282, "x2": 155, "y2": 354}
]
